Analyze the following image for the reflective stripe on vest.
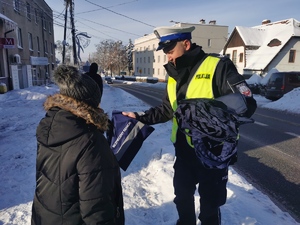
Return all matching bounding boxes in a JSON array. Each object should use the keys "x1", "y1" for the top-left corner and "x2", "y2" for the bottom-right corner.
[{"x1": 168, "y1": 56, "x2": 221, "y2": 145}]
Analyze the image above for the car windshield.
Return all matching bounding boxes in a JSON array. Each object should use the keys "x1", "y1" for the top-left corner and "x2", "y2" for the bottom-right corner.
[{"x1": 269, "y1": 73, "x2": 283, "y2": 85}]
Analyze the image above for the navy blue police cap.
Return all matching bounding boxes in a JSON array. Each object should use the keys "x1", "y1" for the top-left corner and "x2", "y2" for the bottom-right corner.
[{"x1": 154, "y1": 26, "x2": 195, "y2": 51}]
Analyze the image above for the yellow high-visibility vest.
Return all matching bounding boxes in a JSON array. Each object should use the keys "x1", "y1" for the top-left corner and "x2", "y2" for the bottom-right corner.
[{"x1": 167, "y1": 56, "x2": 220, "y2": 145}]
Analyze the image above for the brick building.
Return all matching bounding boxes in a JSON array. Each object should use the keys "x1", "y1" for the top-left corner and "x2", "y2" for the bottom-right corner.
[{"x1": 0, "y1": 0, "x2": 55, "y2": 90}]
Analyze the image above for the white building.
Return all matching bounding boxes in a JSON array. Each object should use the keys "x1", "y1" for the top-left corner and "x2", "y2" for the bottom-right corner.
[
  {"x1": 223, "y1": 18, "x2": 300, "y2": 76},
  {"x1": 133, "y1": 20, "x2": 228, "y2": 81}
]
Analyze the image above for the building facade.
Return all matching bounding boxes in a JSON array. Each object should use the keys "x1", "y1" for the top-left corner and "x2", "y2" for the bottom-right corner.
[
  {"x1": 223, "y1": 18, "x2": 300, "y2": 76},
  {"x1": 0, "y1": 0, "x2": 55, "y2": 90},
  {"x1": 133, "y1": 20, "x2": 228, "y2": 81}
]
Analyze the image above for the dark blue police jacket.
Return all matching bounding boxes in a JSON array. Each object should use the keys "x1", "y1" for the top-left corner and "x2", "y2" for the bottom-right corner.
[{"x1": 174, "y1": 93, "x2": 254, "y2": 169}]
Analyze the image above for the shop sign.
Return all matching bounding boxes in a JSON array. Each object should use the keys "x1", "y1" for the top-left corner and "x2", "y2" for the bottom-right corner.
[{"x1": 0, "y1": 38, "x2": 15, "y2": 48}]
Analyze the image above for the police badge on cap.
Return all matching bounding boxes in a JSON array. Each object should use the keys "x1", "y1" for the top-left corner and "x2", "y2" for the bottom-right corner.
[{"x1": 153, "y1": 26, "x2": 195, "y2": 51}]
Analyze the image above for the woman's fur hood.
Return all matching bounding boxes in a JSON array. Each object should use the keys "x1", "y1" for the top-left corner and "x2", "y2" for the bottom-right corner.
[{"x1": 44, "y1": 93, "x2": 109, "y2": 131}]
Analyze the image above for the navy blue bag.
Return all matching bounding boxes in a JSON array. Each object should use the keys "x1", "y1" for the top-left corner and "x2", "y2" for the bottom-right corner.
[{"x1": 106, "y1": 110, "x2": 155, "y2": 171}]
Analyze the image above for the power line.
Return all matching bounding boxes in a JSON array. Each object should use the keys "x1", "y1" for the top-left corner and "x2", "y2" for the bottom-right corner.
[
  {"x1": 76, "y1": 15, "x2": 141, "y2": 37},
  {"x1": 84, "y1": 0, "x2": 155, "y2": 28},
  {"x1": 76, "y1": 0, "x2": 140, "y2": 15},
  {"x1": 76, "y1": 20, "x2": 121, "y2": 41}
]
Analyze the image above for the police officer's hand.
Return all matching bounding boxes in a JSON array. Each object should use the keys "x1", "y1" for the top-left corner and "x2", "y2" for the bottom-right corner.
[{"x1": 122, "y1": 112, "x2": 136, "y2": 119}]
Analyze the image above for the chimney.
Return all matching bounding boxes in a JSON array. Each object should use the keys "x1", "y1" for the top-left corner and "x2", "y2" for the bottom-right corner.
[
  {"x1": 199, "y1": 19, "x2": 205, "y2": 24},
  {"x1": 262, "y1": 19, "x2": 271, "y2": 25},
  {"x1": 209, "y1": 20, "x2": 216, "y2": 25}
]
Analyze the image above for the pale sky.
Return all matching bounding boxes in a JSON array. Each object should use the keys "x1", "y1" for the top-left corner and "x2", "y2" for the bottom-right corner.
[{"x1": 45, "y1": 0, "x2": 300, "y2": 61}]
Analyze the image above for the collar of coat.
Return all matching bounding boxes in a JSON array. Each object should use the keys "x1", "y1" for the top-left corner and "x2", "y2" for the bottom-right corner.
[
  {"x1": 43, "y1": 93, "x2": 109, "y2": 132},
  {"x1": 164, "y1": 44, "x2": 205, "y2": 81}
]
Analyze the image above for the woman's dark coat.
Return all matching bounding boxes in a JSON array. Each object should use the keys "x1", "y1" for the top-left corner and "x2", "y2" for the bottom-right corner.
[{"x1": 31, "y1": 94, "x2": 124, "y2": 225}]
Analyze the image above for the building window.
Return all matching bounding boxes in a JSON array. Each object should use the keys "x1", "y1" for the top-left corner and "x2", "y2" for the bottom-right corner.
[
  {"x1": 44, "y1": 17, "x2": 47, "y2": 30},
  {"x1": 144, "y1": 57, "x2": 146, "y2": 63},
  {"x1": 289, "y1": 50, "x2": 296, "y2": 63},
  {"x1": 267, "y1": 38, "x2": 281, "y2": 47},
  {"x1": 28, "y1": 32, "x2": 33, "y2": 51},
  {"x1": 232, "y1": 50, "x2": 237, "y2": 65},
  {"x1": 44, "y1": 40, "x2": 48, "y2": 54},
  {"x1": 17, "y1": 28, "x2": 23, "y2": 48},
  {"x1": 37, "y1": 36, "x2": 40, "y2": 52},
  {"x1": 158, "y1": 55, "x2": 160, "y2": 63},
  {"x1": 26, "y1": 2, "x2": 31, "y2": 20},
  {"x1": 158, "y1": 68, "x2": 160, "y2": 75},
  {"x1": 50, "y1": 42, "x2": 53, "y2": 55},
  {"x1": 42, "y1": 11, "x2": 47, "y2": 30},
  {"x1": 136, "y1": 58, "x2": 138, "y2": 63},
  {"x1": 148, "y1": 68, "x2": 150, "y2": 75},
  {"x1": 49, "y1": 21, "x2": 52, "y2": 34},
  {"x1": 14, "y1": 0, "x2": 20, "y2": 12},
  {"x1": 35, "y1": 8, "x2": 39, "y2": 24},
  {"x1": 239, "y1": 53, "x2": 243, "y2": 62},
  {"x1": 208, "y1": 39, "x2": 211, "y2": 47}
]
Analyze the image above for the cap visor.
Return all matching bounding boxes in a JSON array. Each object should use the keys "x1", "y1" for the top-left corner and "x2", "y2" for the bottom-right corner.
[
  {"x1": 156, "y1": 45, "x2": 163, "y2": 51},
  {"x1": 156, "y1": 41, "x2": 177, "y2": 52}
]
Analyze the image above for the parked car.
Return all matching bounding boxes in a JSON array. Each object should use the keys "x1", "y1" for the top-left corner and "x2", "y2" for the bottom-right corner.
[
  {"x1": 105, "y1": 77, "x2": 113, "y2": 84},
  {"x1": 247, "y1": 83, "x2": 261, "y2": 94},
  {"x1": 265, "y1": 71, "x2": 300, "y2": 100}
]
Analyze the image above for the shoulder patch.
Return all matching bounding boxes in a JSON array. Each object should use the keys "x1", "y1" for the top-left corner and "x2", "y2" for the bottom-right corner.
[{"x1": 236, "y1": 83, "x2": 252, "y2": 97}]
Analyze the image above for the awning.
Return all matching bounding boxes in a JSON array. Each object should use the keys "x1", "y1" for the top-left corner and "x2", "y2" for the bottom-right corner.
[{"x1": 0, "y1": 13, "x2": 17, "y2": 28}]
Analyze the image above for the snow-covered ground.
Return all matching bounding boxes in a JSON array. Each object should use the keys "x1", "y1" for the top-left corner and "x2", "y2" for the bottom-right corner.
[{"x1": 0, "y1": 81, "x2": 299, "y2": 225}]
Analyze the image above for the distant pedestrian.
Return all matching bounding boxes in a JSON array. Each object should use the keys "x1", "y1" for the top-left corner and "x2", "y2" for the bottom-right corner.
[
  {"x1": 85, "y1": 62, "x2": 103, "y2": 103},
  {"x1": 32, "y1": 65, "x2": 124, "y2": 225}
]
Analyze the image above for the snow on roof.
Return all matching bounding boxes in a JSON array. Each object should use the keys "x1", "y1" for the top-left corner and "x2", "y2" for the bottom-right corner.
[
  {"x1": 236, "y1": 26, "x2": 265, "y2": 46},
  {"x1": 0, "y1": 12, "x2": 17, "y2": 26},
  {"x1": 238, "y1": 18, "x2": 300, "y2": 71}
]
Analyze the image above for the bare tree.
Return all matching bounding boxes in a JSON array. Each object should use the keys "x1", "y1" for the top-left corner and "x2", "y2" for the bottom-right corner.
[
  {"x1": 91, "y1": 40, "x2": 128, "y2": 75},
  {"x1": 55, "y1": 40, "x2": 72, "y2": 64}
]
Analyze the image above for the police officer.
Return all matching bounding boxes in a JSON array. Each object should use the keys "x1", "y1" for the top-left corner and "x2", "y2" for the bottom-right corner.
[{"x1": 123, "y1": 25, "x2": 257, "y2": 225}]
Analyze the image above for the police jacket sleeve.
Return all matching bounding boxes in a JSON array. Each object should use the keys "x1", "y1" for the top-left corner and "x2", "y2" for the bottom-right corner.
[
  {"x1": 77, "y1": 133, "x2": 117, "y2": 225},
  {"x1": 135, "y1": 88, "x2": 174, "y2": 125},
  {"x1": 214, "y1": 57, "x2": 257, "y2": 118}
]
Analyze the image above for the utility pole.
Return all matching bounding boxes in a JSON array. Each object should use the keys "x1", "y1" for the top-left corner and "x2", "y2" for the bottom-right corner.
[
  {"x1": 69, "y1": 0, "x2": 77, "y2": 65},
  {"x1": 62, "y1": 0, "x2": 69, "y2": 64},
  {"x1": 62, "y1": 0, "x2": 77, "y2": 65}
]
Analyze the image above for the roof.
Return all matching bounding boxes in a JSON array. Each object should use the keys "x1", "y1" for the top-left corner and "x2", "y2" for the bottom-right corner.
[{"x1": 236, "y1": 18, "x2": 300, "y2": 71}]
